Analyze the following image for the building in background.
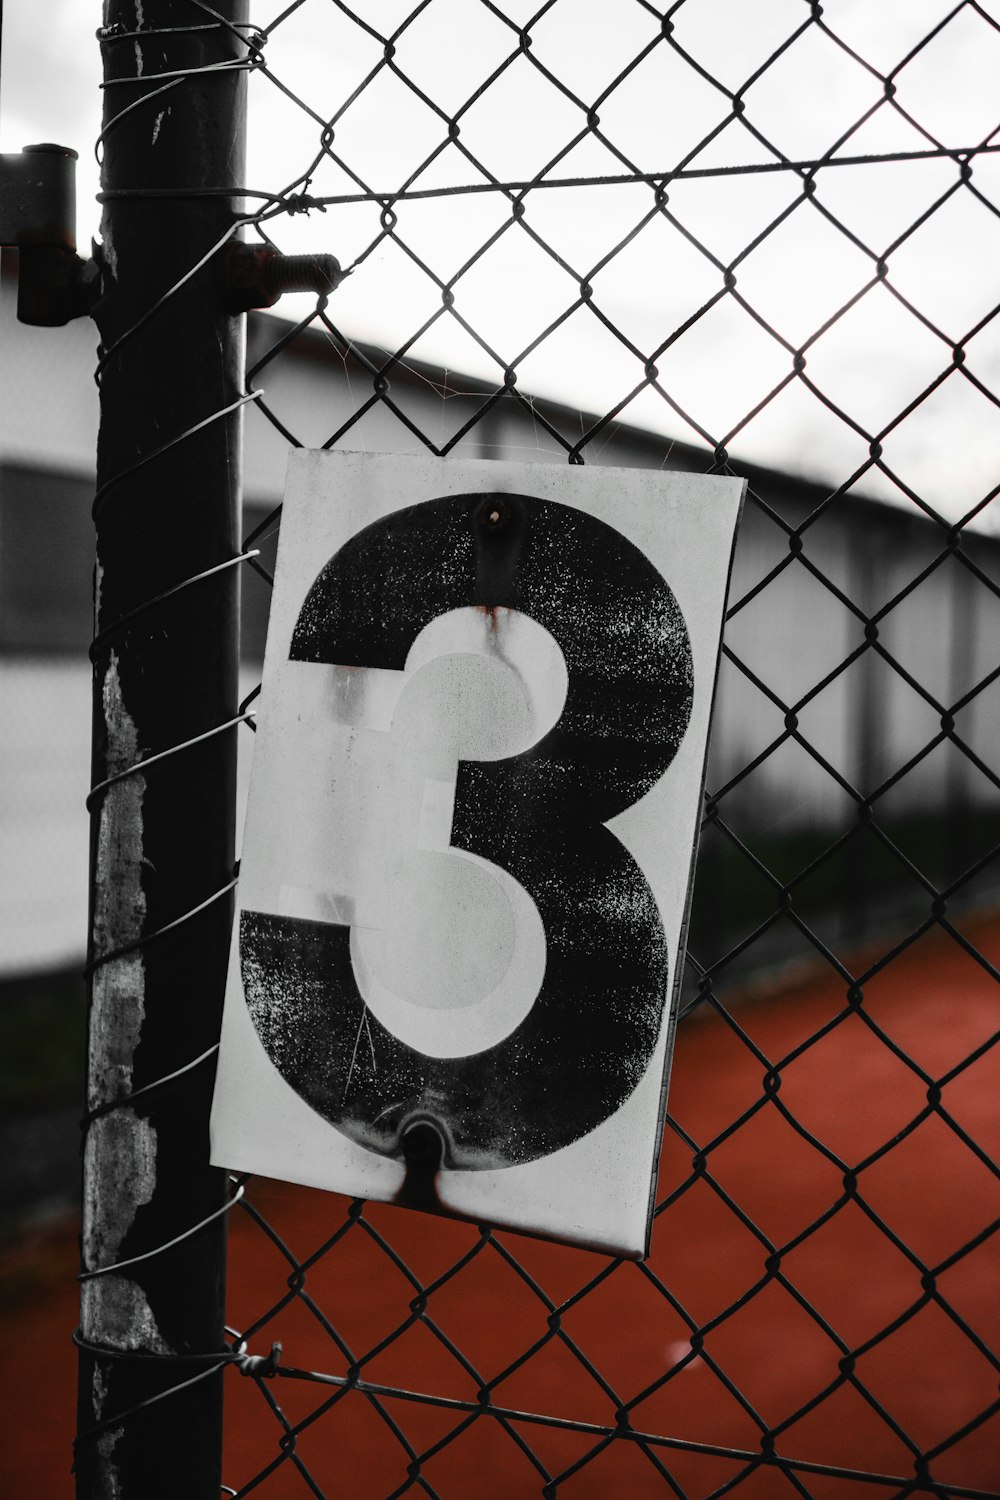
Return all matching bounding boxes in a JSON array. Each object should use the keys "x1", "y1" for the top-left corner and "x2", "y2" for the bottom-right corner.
[{"x1": 2, "y1": 257, "x2": 997, "y2": 980}]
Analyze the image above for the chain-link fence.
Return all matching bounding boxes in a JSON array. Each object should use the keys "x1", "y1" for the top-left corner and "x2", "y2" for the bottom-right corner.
[{"x1": 78, "y1": 2, "x2": 999, "y2": 1496}]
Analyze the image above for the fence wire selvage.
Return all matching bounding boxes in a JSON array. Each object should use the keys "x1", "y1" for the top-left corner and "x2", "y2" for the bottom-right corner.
[{"x1": 79, "y1": 2, "x2": 1000, "y2": 1497}]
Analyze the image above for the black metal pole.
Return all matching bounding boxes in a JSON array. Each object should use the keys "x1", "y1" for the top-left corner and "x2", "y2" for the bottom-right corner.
[{"x1": 77, "y1": 4, "x2": 248, "y2": 1494}]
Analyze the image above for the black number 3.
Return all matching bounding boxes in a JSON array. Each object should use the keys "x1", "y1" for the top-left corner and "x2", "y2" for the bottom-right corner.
[{"x1": 241, "y1": 492, "x2": 693, "y2": 1169}]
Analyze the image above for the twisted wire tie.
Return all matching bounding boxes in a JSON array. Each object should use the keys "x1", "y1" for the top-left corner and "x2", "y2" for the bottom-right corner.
[
  {"x1": 85, "y1": 873, "x2": 238, "y2": 976},
  {"x1": 91, "y1": 390, "x2": 264, "y2": 518},
  {"x1": 74, "y1": 1328, "x2": 281, "y2": 1378},
  {"x1": 72, "y1": 1333, "x2": 280, "y2": 1452},
  {"x1": 94, "y1": 211, "x2": 288, "y2": 376},
  {"x1": 78, "y1": 1180, "x2": 246, "y2": 1281},
  {"x1": 100, "y1": 58, "x2": 262, "y2": 89},
  {"x1": 98, "y1": 20, "x2": 264, "y2": 46},
  {"x1": 284, "y1": 192, "x2": 326, "y2": 214},
  {"x1": 95, "y1": 77, "x2": 185, "y2": 161},
  {"x1": 82, "y1": 1042, "x2": 221, "y2": 1126},
  {"x1": 86, "y1": 709, "x2": 256, "y2": 810},
  {"x1": 90, "y1": 549, "x2": 261, "y2": 657}
]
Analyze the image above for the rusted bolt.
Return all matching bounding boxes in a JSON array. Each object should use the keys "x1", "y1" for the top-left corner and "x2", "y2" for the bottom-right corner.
[
  {"x1": 223, "y1": 243, "x2": 347, "y2": 312},
  {"x1": 476, "y1": 498, "x2": 510, "y2": 530}
]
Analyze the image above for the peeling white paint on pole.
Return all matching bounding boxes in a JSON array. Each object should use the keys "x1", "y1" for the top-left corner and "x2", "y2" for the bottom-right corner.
[
  {"x1": 90, "y1": 652, "x2": 146, "y2": 1112},
  {"x1": 82, "y1": 1110, "x2": 170, "y2": 1351},
  {"x1": 91, "y1": 1366, "x2": 125, "y2": 1500},
  {"x1": 82, "y1": 654, "x2": 173, "y2": 1357},
  {"x1": 94, "y1": 557, "x2": 103, "y2": 631},
  {"x1": 83, "y1": 1110, "x2": 156, "y2": 1267},
  {"x1": 94, "y1": 1430, "x2": 125, "y2": 1500},
  {"x1": 98, "y1": 222, "x2": 119, "y2": 278}
]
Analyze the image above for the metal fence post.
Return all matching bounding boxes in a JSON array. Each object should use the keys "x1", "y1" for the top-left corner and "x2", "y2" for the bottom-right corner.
[{"x1": 76, "y1": 3, "x2": 249, "y2": 1494}]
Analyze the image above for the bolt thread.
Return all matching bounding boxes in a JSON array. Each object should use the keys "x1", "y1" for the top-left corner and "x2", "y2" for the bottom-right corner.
[{"x1": 265, "y1": 252, "x2": 343, "y2": 296}]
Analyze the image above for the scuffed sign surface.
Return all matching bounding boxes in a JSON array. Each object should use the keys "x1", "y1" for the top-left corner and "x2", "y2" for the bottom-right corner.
[{"x1": 212, "y1": 453, "x2": 744, "y2": 1257}]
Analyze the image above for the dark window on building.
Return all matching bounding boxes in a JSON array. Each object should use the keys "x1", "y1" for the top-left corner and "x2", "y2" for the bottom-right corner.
[
  {"x1": 0, "y1": 464, "x2": 94, "y2": 652},
  {"x1": 0, "y1": 470, "x2": 284, "y2": 662}
]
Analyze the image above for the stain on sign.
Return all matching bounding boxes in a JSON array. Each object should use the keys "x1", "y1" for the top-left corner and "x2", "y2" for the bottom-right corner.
[{"x1": 211, "y1": 452, "x2": 744, "y2": 1257}]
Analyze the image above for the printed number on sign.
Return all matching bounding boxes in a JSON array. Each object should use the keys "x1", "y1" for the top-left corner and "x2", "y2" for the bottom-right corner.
[{"x1": 240, "y1": 492, "x2": 693, "y2": 1170}]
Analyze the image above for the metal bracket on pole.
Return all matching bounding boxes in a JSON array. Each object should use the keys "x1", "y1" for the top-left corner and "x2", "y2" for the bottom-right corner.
[{"x1": 0, "y1": 143, "x2": 99, "y2": 325}]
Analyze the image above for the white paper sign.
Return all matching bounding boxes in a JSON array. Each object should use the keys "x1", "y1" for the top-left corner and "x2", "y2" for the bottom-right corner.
[{"x1": 211, "y1": 452, "x2": 744, "y2": 1257}]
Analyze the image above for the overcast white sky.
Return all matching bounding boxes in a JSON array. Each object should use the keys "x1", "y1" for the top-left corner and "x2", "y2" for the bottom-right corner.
[{"x1": 2, "y1": 0, "x2": 999, "y2": 530}]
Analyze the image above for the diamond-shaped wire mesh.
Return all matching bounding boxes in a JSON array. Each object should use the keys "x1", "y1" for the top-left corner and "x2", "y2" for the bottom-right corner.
[{"x1": 178, "y1": 1, "x2": 1000, "y2": 1494}]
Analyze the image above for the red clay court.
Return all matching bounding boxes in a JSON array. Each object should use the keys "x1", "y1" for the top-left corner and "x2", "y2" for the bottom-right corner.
[{"x1": 3, "y1": 913, "x2": 998, "y2": 1497}]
